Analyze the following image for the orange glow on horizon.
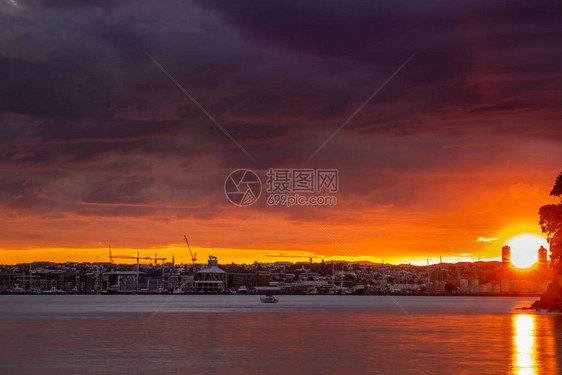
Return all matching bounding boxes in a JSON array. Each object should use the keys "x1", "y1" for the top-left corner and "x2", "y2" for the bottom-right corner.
[
  {"x1": 0, "y1": 173, "x2": 557, "y2": 266},
  {"x1": 0, "y1": 245, "x2": 514, "y2": 266}
]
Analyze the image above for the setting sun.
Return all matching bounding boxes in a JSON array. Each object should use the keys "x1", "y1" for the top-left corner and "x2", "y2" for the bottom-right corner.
[{"x1": 505, "y1": 233, "x2": 548, "y2": 269}]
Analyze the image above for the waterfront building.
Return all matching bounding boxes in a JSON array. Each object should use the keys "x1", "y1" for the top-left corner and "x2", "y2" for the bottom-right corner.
[{"x1": 194, "y1": 256, "x2": 227, "y2": 292}]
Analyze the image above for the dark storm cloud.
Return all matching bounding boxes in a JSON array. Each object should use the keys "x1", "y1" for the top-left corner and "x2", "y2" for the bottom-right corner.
[
  {"x1": 198, "y1": 0, "x2": 562, "y2": 64},
  {"x1": 0, "y1": 0, "x2": 561, "y2": 224},
  {"x1": 83, "y1": 175, "x2": 157, "y2": 205},
  {"x1": 198, "y1": 0, "x2": 562, "y2": 136}
]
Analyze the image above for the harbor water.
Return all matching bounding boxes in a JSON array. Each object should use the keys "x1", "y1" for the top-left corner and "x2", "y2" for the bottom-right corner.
[{"x1": 0, "y1": 295, "x2": 560, "y2": 374}]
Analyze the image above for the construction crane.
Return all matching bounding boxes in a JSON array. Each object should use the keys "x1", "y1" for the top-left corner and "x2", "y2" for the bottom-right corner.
[
  {"x1": 108, "y1": 246, "x2": 151, "y2": 291},
  {"x1": 109, "y1": 248, "x2": 151, "y2": 264},
  {"x1": 153, "y1": 253, "x2": 167, "y2": 265},
  {"x1": 184, "y1": 234, "x2": 197, "y2": 273}
]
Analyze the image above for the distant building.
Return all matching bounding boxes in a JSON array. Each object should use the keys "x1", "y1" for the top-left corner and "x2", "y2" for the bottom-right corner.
[
  {"x1": 194, "y1": 256, "x2": 227, "y2": 292},
  {"x1": 430, "y1": 268, "x2": 449, "y2": 282},
  {"x1": 469, "y1": 278, "x2": 479, "y2": 293},
  {"x1": 502, "y1": 246, "x2": 511, "y2": 265},
  {"x1": 459, "y1": 279, "x2": 468, "y2": 293},
  {"x1": 538, "y1": 246, "x2": 548, "y2": 264},
  {"x1": 274, "y1": 261, "x2": 293, "y2": 268},
  {"x1": 229, "y1": 272, "x2": 271, "y2": 289},
  {"x1": 500, "y1": 279, "x2": 510, "y2": 293}
]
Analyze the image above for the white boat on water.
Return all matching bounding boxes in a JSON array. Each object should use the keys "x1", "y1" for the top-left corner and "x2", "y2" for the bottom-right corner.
[{"x1": 260, "y1": 295, "x2": 279, "y2": 303}]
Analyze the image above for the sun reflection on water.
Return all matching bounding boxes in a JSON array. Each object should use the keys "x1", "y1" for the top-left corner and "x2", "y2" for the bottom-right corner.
[{"x1": 512, "y1": 314, "x2": 537, "y2": 375}]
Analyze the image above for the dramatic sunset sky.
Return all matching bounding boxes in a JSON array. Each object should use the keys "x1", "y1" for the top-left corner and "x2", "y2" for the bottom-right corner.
[{"x1": 1, "y1": 0, "x2": 561, "y2": 265}]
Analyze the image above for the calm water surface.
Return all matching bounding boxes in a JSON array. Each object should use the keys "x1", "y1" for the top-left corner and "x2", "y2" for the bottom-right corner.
[{"x1": 0, "y1": 295, "x2": 560, "y2": 374}]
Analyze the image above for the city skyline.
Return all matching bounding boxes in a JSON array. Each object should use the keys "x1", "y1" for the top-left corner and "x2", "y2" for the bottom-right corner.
[
  {"x1": 0, "y1": 231, "x2": 550, "y2": 268},
  {"x1": 1, "y1": 1, "x2": 561, "y2": 266}
]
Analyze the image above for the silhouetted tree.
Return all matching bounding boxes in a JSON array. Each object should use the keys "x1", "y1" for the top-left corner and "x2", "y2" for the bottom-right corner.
[
  {"x1": 550, "y1": 172, "x2": 562, "y2": 197},
  {"x1": 539, "y1": 172, "x2": 562, "y2": 271}
]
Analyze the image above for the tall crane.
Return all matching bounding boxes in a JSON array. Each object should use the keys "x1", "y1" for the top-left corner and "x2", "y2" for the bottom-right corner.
[
  {"x1": 110, "y1": 250, "x2": 151, "y2": 264},
  {"x1": 184, "y1": 234, "x2": 197, "y2": 273},
  {"x1": 153, "y1": 253, "x2": 167, "y2": 265},
  {"x1": 108, "y1": 246, "x2": 151, "y2": 291}
]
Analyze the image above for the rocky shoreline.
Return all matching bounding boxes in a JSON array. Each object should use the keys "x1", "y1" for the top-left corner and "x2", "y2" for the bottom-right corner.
[{"x1": 528, "y1": 280, "x2": 562, "y2": 311}]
